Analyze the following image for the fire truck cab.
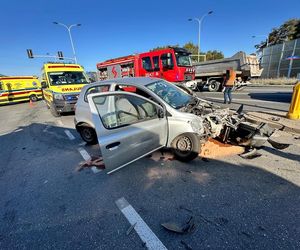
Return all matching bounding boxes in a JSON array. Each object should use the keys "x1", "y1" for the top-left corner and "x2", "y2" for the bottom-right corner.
[{"x1": 97, "y1": 47, "x2": 196, "y2": 88}]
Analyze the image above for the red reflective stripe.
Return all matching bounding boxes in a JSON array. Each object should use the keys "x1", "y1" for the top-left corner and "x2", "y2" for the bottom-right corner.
[
  {"x1": 0, "y1": 89, "x2": 42, "y2": 97},
  {"x1": 47, "y1": 65, "x2": 80, "y2": 69}
]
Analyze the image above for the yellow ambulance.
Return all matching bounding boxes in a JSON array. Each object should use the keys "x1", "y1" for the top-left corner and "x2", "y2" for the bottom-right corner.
[
  {"x1": 0, "y1": 76, "x2": 42, "y2": 105},
  {"x1": 41, "y1": 63, "x2": 89, "y2": 117}
]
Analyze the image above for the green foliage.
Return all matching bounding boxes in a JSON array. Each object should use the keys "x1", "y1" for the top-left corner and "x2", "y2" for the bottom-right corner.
[
  {"x1": 255, "y1": 18, "x2": 300, "y2": 50},
  {"x1": 206, "y1": 50, "x2": 224, "y2": 60},
  {"x1": 150, "y1": 42, "x2": 224, "y2": 62}
]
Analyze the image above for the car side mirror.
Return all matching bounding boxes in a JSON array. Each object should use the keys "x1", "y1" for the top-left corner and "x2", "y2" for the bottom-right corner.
[
  {"x1": 157, "y1": 108, "x2": 164, "y2": 118},
  {"x1": 41, "y1": 81, "x2": 48, "y2": 89}
]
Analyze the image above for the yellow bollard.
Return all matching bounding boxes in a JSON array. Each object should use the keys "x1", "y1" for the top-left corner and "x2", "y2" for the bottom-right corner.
[{"x1": 287, "y1": 81, "x2": 300, "y2": 120}]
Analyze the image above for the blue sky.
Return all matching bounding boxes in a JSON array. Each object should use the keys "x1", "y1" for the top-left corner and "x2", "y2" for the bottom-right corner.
[{"x1": 1, "y1": 0, "x2": 299, "y2": 76}]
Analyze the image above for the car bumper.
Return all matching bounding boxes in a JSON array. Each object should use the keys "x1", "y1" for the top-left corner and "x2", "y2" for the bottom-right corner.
[{"x1": 54, "y1": 100, "x2": 77, "y2": 112}]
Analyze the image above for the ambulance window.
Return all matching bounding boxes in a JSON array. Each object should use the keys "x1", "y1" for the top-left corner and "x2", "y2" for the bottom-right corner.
[
  {"x1": 84, "y1": 85, "x2": 110, "y2": 102},
  {"x1": 142, "y1": 57, "x2": 152, "y2": 72},
  {"x1": 153, "y1": 56, "x2": 159, "y2": 70}
]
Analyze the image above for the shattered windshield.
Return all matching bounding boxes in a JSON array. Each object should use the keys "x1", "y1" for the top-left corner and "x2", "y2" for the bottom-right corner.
[
  {"x1": 175, "y1": 53, "x2": 192, "y2": 66},
  {"x1": 48, "y1": 72, "x2": 88, "y2": 85},
  {"x1": 146, "y1": 80, "x2": 192, "y2": 109}
]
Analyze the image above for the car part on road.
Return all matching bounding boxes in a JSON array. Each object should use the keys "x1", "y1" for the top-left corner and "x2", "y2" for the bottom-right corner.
[
  {"x1": 78, "y1": 126, "x2": 98, "y2": 145},
  {"x1": 76, "y1": 156, "x2": 105, "y2": 171},
  {"x1": 161, "y1": 216, "x2": 196, "y2": 234},
  {"x1": 267, "y1": 138, "x2": 290, "y2": 150},
  {"x1": 239, "y1": 148, "x2": 262, "y2": 159}
]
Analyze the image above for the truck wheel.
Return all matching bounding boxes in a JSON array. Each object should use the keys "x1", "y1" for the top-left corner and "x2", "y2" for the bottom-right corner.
[
  {"x1": 208, "y1": 80, "x2": 221, "y2": 92},
  {"x1": 29, "y1": 94, "x2": 38, "y2": 102},
  {"x1": 171, "y1": 133, "x2": 200, "y2": 162},
  {"x1": 79, "y1": 126, "x2": 98, "y2": 145},
  {"x1": 50, "y1": 104, "x2": 61, "y2": 117}
]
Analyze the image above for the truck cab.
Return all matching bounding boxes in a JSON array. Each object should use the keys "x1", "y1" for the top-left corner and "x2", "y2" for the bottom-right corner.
[
  {"x1": 96, "y1": 47, "x2": 196, "y2": 87},
  {"x1": 41, "y1": 63, "x2": 89, "y2": 117}
]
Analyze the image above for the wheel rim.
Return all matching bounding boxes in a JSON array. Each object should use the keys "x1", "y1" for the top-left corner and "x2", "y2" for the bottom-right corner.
[
  {"x1": 176, "y1": 136, "x2": 192, "y2": 152},
  {"x1": 82, "y1": 128, "x2": 93, "y2": 141}
]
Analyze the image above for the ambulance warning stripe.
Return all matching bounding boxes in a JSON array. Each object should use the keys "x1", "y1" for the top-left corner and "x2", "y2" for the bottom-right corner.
[
  {"x1": 47, "y1": 65, "x2": 80, "y2": 69},
  {"x1": 0, "y1": 89, "x2": 42, "y2": 97},
  {"x1": 0, "y1": 77, "x2": 37, "y2": 80}
]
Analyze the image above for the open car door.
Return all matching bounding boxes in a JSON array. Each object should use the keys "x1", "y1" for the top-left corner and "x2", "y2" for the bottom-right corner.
[{"x1": 87, "y1": 91, "x2": 168, "y2": 174}]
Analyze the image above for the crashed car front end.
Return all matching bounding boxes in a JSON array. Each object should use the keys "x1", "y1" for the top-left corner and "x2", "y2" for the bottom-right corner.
[{"x1": 179, "y1": 95, "x2": 288, "y2": 150}]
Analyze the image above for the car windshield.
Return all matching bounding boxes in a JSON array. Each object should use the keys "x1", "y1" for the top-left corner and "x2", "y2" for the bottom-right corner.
[
  {"x1": 48, "y1": 72, "x2": 88, "y2": 85},
  {"x1": 146, "y1": 80, "x2": 192, "y2": 109},
  {"x1": 175, "y1": 53, "x2": 192, "y2": 66}
]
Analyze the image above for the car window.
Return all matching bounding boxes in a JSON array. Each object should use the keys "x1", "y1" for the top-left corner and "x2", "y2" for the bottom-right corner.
[
  {"x1": 93, "y1": 94, "x2": 158, "y2": 129},
  {"x1": 141, "y1": 56, "x2": 152, "y2": 72},
  {"x1": 84, "y1": 85, "x2": 110, "y2": 102}
]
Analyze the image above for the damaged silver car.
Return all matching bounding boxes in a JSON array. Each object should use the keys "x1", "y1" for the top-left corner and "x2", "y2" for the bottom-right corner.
[{"x1": 75, "y1": 77, "x2": 286, "y2": 173}]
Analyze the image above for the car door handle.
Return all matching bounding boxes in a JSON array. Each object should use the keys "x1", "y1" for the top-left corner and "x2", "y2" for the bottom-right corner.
[{"x1": 106, "y1": 142, "x2": 120, "y2": 150}]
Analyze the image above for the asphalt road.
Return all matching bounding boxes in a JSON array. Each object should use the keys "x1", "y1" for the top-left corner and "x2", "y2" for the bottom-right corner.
[
  {"x1": 196, "y1": 86, "x2": 293, "y2": 113},
  {"x1": 0, "y1": 90, "x2": 299, "y2": 249}
]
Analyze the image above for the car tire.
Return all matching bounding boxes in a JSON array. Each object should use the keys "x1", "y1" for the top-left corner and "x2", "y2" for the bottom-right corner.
[
  {"x1": 208, "y1": 80, "x2": 221, "y2": 92},
  {"x1": 50, "y1": 104, "x2": 61, "y2": 117},
  {"x1": 79, "y1": 126, "x2": 98, "y2": 145},
  {"x1": 171, "y1": 133, "x2": 200, "y2": 162},
  {"x1": 29, "y1": 94, "x2": 38, "y2": 102}
]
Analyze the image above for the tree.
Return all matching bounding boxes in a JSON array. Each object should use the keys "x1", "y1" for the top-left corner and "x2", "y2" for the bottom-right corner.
[
  {"x1": 150, "y1": 42, "x2": 224, "y2": 62},
  {"x1": 206, "y1": 50, "x2": 224, "y2": 60},
  {"x1": 255, "y1": 18, "x2": 300, "y2": 51}
]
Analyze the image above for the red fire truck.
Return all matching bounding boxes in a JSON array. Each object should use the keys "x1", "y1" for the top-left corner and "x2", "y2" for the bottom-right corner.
[{"x1": 96, "y1": 47, "x2": 196, "y2": 87}]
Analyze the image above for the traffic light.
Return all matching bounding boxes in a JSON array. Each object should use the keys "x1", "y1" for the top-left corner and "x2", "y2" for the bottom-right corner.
[
  {"x1": 57, "y1": 51, "x2": 64, "y2": 60},
  {"x1": 27, "y1": 49, "x2": 34, "y2": 58}
]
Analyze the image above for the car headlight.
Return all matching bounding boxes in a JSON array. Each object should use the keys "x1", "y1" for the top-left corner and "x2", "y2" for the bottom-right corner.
[
  {"x1": 190, "y1": 118, "x2": 204, "y2": 135},
  {"x1": 53, "y1": 93, "x2": 65, "y2": 100}
]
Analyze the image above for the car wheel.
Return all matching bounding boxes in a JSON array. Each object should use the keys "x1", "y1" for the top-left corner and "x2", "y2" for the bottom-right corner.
[
  {"x1": 208, "y1": 80, "x2": 221, "y2": 92},
  {"x1": 79, "y1": 126, "x2": 98, "y2": 145},
  {"x1": 50, "y1": 104, "x2": 61, "y2": 117},
  {"x1": 172, "y1": 133, "x2": 200, "y2": 162},
  {"x1": 29, "y1": 94, "x2": 38, "y2": 102}
]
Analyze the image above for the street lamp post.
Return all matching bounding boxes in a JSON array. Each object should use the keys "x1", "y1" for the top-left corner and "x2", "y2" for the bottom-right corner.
[
  {"x1": 188, "y1": 11, "x2": 213, "y2": 62},
  {"x1": 53, "y1": 22, "x2": 81, "y2": 63}
]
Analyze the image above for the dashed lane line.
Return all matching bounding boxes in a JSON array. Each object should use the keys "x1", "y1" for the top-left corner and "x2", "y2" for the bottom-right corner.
[
  {"x1": 115, "y1": 197, "x2": 167, "y2": 250},
  {"x1": 64, "y1": 129, "x2": 76, "y2": 140}
]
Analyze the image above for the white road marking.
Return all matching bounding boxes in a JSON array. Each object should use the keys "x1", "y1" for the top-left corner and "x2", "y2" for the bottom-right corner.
[
  {"x1": 115, "y1": 197, "x2": 167, "y2": 250},
  {"x1": 64, "y1": 129, "x2": 75, "y2": 140},
  {"x1": 78, "y1": 147, "x2": 91, "y2": 161}
]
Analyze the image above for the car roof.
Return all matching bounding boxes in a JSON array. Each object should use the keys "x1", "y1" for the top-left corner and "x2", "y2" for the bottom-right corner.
[{"x1": 82, "y1": 77, "x2": 162, "y2": 91}]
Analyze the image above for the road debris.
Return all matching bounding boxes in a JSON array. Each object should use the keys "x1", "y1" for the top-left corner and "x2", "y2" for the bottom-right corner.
[
  {"x1": 239, "y1": 148, "x2": 262, "y2": 159},
  {"x1": 180, "y1": 240, "x2": 193, "y2": 250},
  {"x1": 76, "y1": 156, "x2": 105, "y2": 171},
  {"x1": 126, "y1": 222, "x2": 137, "y2": 236},
  {"x1": 200, "y1": 138, "x2": 245, "y2": 159},
  {"x1": 161, "y1": 216, "x2": 196, "y2": 234}
]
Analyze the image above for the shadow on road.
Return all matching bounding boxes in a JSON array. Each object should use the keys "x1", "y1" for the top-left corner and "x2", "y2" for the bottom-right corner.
[
  {"x1": 248, "y1": 92, "x2": 292, "y2": 103},
  {"x1": 0, "y1": 123, "x2": 299, "y2": 249}
]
